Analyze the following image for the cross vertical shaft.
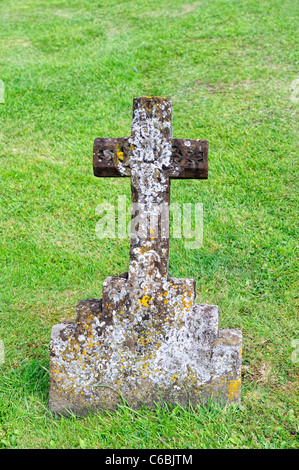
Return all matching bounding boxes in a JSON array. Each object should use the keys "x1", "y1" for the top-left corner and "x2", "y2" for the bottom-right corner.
[
  {"x1": 127, "y1": 97, "x2": 173, "y2": 282},
  {"x1": 93, "y1": 96, "x2": 208, "y2": 287}
]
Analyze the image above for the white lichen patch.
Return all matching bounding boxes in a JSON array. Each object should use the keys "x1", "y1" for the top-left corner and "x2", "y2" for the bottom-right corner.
[{"x1": 126, "y1": 102, "x2": 173, "y2": 205}]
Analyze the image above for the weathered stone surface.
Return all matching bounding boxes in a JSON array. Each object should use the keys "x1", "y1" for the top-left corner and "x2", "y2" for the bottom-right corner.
[
  {"x1": 49, "y1": 97, "x2": 242, "y2": 415},
  {"x1": 49, "y1": 301, "x2": 241, "y2": 414}
]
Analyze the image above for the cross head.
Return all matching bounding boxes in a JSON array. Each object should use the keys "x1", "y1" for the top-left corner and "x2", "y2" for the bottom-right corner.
[{"x1": 93, "y1": 96, "x2": 208, "y2": 281}]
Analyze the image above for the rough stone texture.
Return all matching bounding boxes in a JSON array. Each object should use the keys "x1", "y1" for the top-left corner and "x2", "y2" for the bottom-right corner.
[{"x1": 49, "y1": 97, "x2": 242, "y2": 415}]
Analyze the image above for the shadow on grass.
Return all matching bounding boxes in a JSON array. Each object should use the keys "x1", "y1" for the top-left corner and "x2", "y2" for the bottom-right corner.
[{"x1": 0, "y1": 357, "x2": 50, "y2": 411}]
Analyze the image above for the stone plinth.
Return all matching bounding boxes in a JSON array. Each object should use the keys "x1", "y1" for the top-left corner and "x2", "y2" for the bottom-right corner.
[{"x1": 49, "y1": 293, "x2": 241, "y2": 414}]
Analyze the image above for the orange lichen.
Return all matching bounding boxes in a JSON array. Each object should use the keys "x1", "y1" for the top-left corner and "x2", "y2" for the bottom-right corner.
[{"x1": 227, "y1": 379, "x2": 241, "y2": 400}]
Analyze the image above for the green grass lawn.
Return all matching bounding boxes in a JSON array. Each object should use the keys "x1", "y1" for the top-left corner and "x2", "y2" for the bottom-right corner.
[{"x1": 0, "y1": 0, "x2": 298, "y2": 449}]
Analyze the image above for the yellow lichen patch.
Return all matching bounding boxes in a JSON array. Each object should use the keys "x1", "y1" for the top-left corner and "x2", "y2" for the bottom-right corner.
[
  {"x1": 182, "y1": 291, "x2": 192, "y2": 309},
  {"x1": 171, "y1": 373, "x2": 179, "y2": 383},
  {"x1": 116, "y1": 147, "x2": 124, "y2": 162},
  {"x1": 139, "y1": 244, "x2": 150, "y2": 255},
  {"x1": 227, "y1": 379, "x2": 241, "y2": 401},
  {"x1": 138, "y1": 295, "x2": 152, "y2": 307}
]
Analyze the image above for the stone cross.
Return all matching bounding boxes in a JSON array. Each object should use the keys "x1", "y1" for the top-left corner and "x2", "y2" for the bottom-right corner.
[
  {"x1": 49, "y1": 97, "x2": 242, "y2": 416},
  {"x1": 93, "y1": 96, "x2": 208, "y2": 281}
]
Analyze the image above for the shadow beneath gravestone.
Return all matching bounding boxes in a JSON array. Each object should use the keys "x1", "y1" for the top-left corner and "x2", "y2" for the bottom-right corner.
[{"x1": 17, "y1": 358, "x2": 50, "y2": 406}]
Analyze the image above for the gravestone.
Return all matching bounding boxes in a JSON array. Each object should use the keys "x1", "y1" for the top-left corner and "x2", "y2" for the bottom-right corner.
[{"x1": 49, "y1": 97, "x2": 242, "y2": 415}]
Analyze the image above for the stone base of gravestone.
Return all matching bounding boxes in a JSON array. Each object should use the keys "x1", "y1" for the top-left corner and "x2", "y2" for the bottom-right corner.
[{"x1": 49, "y1": 284, "x2": 242, "y2": 415}]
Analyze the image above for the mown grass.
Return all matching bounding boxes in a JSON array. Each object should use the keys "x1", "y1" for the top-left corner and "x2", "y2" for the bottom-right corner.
[{"x1": 0, "y1": 0, "x2": 298, "y2": 449}]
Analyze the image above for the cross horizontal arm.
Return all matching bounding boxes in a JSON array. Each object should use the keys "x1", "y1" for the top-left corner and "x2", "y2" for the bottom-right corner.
[
  {"x1": 93, "y1": 137, "x2": 208, "y2": 179},
  {"x1": 169, "y1": 138, "x2": 208, "y2": 179},
  {"x1": 93, "y1": 137, "x2": 131, "y2": 177}
]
